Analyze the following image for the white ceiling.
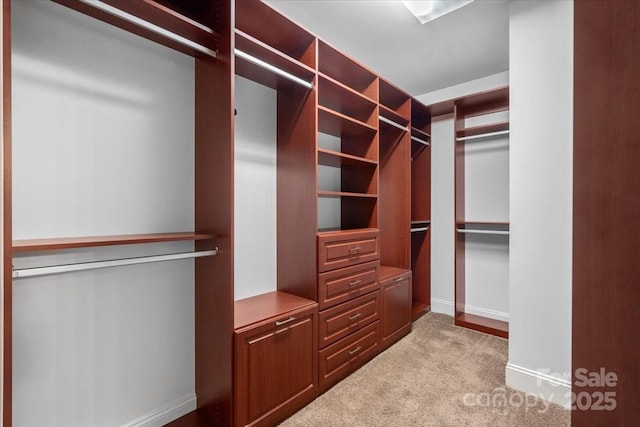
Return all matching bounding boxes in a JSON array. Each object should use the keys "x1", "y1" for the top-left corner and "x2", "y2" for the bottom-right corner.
[{"x1": 263, "y1": 0, "x2": 510, "y2": 96}]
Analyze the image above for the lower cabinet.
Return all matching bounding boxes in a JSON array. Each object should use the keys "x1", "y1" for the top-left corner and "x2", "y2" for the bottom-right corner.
[
  {"x1": 234, "y1": 294, "x2": 318, "y2": 427},
  {"x1": 380, "y1": 268, "x2": 412, "y2": 349}
]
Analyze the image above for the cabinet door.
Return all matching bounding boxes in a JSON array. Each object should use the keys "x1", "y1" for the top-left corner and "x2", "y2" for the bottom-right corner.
[
  {"x1": 381, "y1": 274, "x2": 412, "y2": 349},
  {"x1": 234, "y1": 307, "x2": 317, "y2": 427}
]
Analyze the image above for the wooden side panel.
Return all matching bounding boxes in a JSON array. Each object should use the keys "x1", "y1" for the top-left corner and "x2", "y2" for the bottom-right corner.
[
  {"x1": 411, "y1": 144, "x2": 430, "y2": 222},
  {"x1": 193, "y1": 0, "x2": 233, "y2": 424},
  {"x1": 411, "y1": 230, "x2": 430, "y2": 313},
  {"x1": 573, "y1": 1, "x2": 640, "y2": 424},
  {"x1": 453, "y1": 108, "x2": 465, "y2": 317},
  {"x1": 277, "y1": 80, "x2": 318, "y2": 301},
  {"x1": 379, "y1": 127, "x2": 410, "y2": 269},
  {"x1": 1, "y1": 0, "x2": 11, "y2": 425}
]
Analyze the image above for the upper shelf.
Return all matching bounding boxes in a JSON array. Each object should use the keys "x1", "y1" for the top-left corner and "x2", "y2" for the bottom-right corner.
[
  {"x1": 318, "y1": 106, "x2": 378, "y2": 140},
  {"x1": 318, "y1": 148, "x2": 377, "y2": 168},
  {"x1": 379, "y1": 79, "x2": 410, "y2": 120},
  {"x1": 54, "y1": 0, "x2": 219, "y2": 58},
  {"x1": 318, "y1": 40, "x2": 378, "y2": 101},
  {"x1": 456, "y1": 122, "x2": 510, "y2": 142},
  {"x1": 379, "y1": 106, "x2": 410, "y2": 130},
  {"x1": 235, "y1": 0, "x2": 316, "y2": 68},
  {"x1": 13, "y1": 232, "x2": 215, "y2": 253},
  {"x1": 234, "y1": 29, "x2": 315, "y2": 90},
  {"x1": 318, "y1": 73, "x2": 377, "y2": 125}
]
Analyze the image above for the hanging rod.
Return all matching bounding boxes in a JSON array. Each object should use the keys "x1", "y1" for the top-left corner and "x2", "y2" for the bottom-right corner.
[
  {"x1": 457, "y1": 229, "x2": 509, "y2": 236},
  {"x1": 411, "y1": 136, "x2": 430, "y2": 146},
  {"x1": 379, "y1": 115, "x2": 409, "y2": 132},
  {"x1": 12, "y1": 249, "x2": 218, "y2": 279},
  {"x1": 78, "y1": 0, "x2": 217, "y2": 58},
  {"x1": 411, "y1": 226, "x2": 429, "y2": 233},
  {"x1": 234, "y1": 49, "x2": 313, "y2": 89},
  {"x1": 456, "y1": 130, "x2": 510, "y2": 142}
]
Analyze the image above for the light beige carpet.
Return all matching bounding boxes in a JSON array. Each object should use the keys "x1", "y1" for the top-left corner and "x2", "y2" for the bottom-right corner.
[{"x1": 280, "y1": 313, "x2": 570, "y2": 426}]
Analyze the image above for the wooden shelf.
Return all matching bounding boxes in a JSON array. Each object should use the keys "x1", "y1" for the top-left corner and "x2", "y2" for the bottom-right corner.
[
  {"x1": 318, "y1": 190, "x2": 378, "y2": 199},
  {"x1": 456, "y1": 122, "x2": 509, "y2": 140},
  {"x1": 379, "y1": 79, "x2": 410, "y2": 119},
  {"x1": 457, "y1": 222, "x2": 509, "y2": 232},
  {"x1": 411, "y1": 127, "x2": 431, "y2": 142},
  {"x1": 412, "y1": 302, "x2": 429, "y2": 320},
  {"x1": 317, "y1": 148, "x2": 377, "y2": 168},
  {"x1": 318, "y1": 40, "x2": 377, "y2": 100},
  {"x1": 379, "y1": 105, "x2": 410, "y2": 128},
  {"x1": 234, "y1": 291, "x2": 317, "y2": 330},
  {"x1": 235, "y1": 0, "x2": 316, "y2": 67},
  {"x1": 379, "y1": 265, "x2": 411, "y2": 282},
  {"x1": 317, "y1": 227, "x2": 379, "y2": 237},
  {"x1": 54, "y1": 0, "x2": 219, "y2": 58},
  {"x1": 455, "y1": 313, "x2": 508, "y2": 339},
  {"x1": 13, "y1": 232, "x2": 215, "y2": 253},
  {"x1": 318, "y1": 73, "x2": 377, "y2": 124},
  {"x1": 318, "y1": 105, "x2": 378, "y2": 139},
  {"x1": 235, "y1": 29, "x2": 315, "y2": 90}
]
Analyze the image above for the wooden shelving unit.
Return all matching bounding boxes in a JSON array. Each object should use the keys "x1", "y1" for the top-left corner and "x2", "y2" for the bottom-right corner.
[
  {"x1": 410, "y1": 99, "x2": 432, "y2": 320},
  {"x1": 4, "y1": 1, "x2": 234, "y2": 426},
  {"x1": 454, "y1": 86, "x2": 510, "y2": 339}
]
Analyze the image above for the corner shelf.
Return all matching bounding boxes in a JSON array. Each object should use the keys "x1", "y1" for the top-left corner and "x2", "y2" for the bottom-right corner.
[
  {"x1": 318, "y1": 73, "x2": 377, "y2": 124},
  {"x1": 318, "y1": 106, "x2": 378, "y2": 139}
]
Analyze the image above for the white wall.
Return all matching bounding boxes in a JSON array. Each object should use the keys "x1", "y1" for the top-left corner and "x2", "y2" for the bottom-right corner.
[
  {"x1": 416, "y1": 72, "x2": 510, "y2": 317},
  {"x1": 506, "y1": 0, "x2": 573, "y2": 407},
  {"x1": 12, "y1": 2, "x2": 196, "y2": 425},
  {"x1": 234, "y1": 76, "x2": 277, "y2": 300}
]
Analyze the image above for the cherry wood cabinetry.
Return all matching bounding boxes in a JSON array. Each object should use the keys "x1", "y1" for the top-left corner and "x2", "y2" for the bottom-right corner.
[
  {"x1": 234, "y1": 292, "x2": 318, "y2": 427},
  {"x1": 379, "y1": 266, "x2": 413, "y2": 349}
]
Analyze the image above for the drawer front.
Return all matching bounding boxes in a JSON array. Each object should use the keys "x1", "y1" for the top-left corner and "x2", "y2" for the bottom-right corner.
[
  {"x1": 318, "y1": 321, "x2": 380, "y2": 392},
  {"x1": 319, "y1": 292, "x2": 380, "y2": 349},
  {"x1": 318, "y1": 230, "x2": 379, "y2": 272},
  {"x1": 318, "y1": 261, "x2": 379, "y2": 310}
]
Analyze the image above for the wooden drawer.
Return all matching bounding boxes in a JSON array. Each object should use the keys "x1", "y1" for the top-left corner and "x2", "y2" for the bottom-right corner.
[
  {"x1": 318, "y1": 229, "x2": 379, "y2": 272},
  {"x1": 318, "y1": 320, "x2": 380, "y2": 393},
  {"x1": 318, "y1": 291, "x2": 380, "y2": 349},
  {"x1": 318, "y1": 261, "x2": 379, "y2": 310}
]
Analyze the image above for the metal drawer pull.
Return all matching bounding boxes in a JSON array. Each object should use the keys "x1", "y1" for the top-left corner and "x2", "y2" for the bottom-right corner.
[
  {"x1": 275, "y1": 316, "x2": 296, "y2": 326},
  {"x1": 348, "y1": 313, "x2": 362, "y2": 321},
  {"x1": 396, "y1": 277, "x2": 404, "y2": 282},
  {"x1": 349, "y1": 346, "x2": 362, "y2": 355},
  {"x1": 349, "y1": 280, "x2": 362, "y2": 287},
  {"x1": 348, "y1": 246, "x2": 362, "y2": 255}
]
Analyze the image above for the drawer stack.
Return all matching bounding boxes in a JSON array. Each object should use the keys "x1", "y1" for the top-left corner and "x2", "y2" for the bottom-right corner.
[{"x1": 317, "y1": 228, "x2": 381, "y2": 392}]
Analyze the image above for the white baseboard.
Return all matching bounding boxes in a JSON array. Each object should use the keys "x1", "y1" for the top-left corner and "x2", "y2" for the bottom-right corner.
[
  {"x1": 123, "y1": 393, "x2": 196, "y2": 427},
  {"x1": 505, "y1": 363, "x2": 571, "y2": 408},
  {"x1": 430, "y1": 298, "x2": 454, "y2": 316},
  {"x1": 464, "y1": 304, "x2": 509, "y2": 323},
  {"x1": 430, "y1": 299, "x2": 509, "y2": 323}
]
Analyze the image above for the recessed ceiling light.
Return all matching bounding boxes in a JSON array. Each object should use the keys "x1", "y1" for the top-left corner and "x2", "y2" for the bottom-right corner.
[{"x1": 401, "y1": 0, "x2": 474, "y2": 24}]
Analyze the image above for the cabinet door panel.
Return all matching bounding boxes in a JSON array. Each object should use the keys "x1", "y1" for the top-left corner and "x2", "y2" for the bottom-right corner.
[
  {"x1": 235, "y1": 307, "x2": 317, "y2": 427},
  {"x1": 381, "y1": 274, "x2": 412, "y2": 348}
]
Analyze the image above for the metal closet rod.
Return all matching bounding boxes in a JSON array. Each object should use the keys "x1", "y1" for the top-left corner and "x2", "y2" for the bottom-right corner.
[
  {"x1": 411, "y1": 226, "x2": 429, "y2": 233},
  {"x1": 456, "y1": 229, "x2": 509, "y2": 236},
  {"x1": 456, "y1": 130, "x2": 510, "y2": 142},
  {"x1": 379, "y1": 115, "x2": 409, "y2": 132},
  {"x1": 411, "y1": 136, "x2": 430, "y2": 146},
  {"x1": 234, "y1": 49, "x2": 314, "y2": 89},
  {"x1": 78, "y1": 0, "x2": 217, "y2": 58},
  {"x1": 12, "y1": 249, "x2": 218, "y2": 279}
]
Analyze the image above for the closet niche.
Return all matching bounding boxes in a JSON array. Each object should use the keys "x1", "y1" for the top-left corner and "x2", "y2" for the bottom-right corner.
[{"x1": 232, "y1": 1, "x2": 318, "y2": 425}]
